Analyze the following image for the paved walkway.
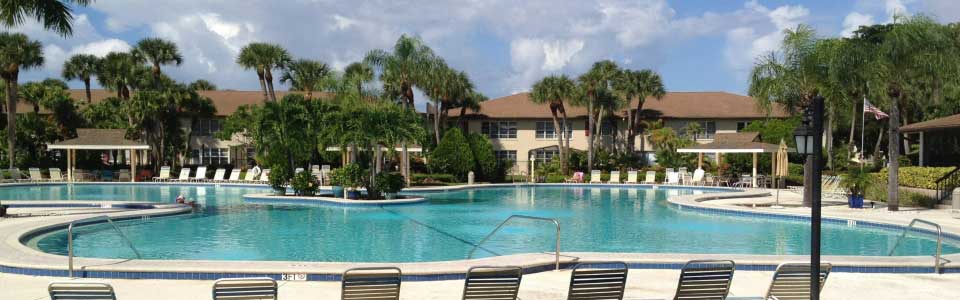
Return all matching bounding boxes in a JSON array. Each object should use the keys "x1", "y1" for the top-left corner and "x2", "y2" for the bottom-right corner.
[{"x1": 2, "y1": 269, "x2": 958, "y2": 300}]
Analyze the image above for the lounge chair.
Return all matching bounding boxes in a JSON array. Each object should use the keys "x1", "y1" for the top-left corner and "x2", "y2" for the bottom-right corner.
[
  {"x1": 625, "y1": 171, "x2": 638, "y2": 184},
  {"x1": 49, "y1": 168, "x2": 64, "y2": 182},
  {"x1": 9, "y1": 168, "x2": 25, "y2": 182},
  {"x1": 567, "y1": 261, "x2": 628, "y2": 300},
  {"x1": 49, "y1": 281, "x2": 116, "y2": 300},
  {"x1": 665, "y1": 172, "x2": 680, "y2": 185},
  {"x1": 462, "y1": 266, "x2": 523, "y2": 300},
  {"x1": 153, "y1": 166, "x2": 171, "y2": 181},
  {"x1": 691, "y1": 169, "x2": 705, "y2": 186},
  {"x1": 117, "y1": 169, "x2": 131, "y2": 182},
  {"x1": 670, "y1": 260, "x2": 735, "y2": 300},
  {"x1": 211, "y1": 168, "x2": 227, "y2": 181},
  {"x1": 227, "y1": 169, "x2": 242, "y2": 181},
  {"x1": 28, "y1": 167, "x2": 47, "y2": 182},
  {"x1": 294, "y1": 167, "x2": 305, "y2": 174},
  {"x1": 212, "y1": 277, "x2": 277, "y2": 300},
  {"x1": 729, "y1": 263, "x2": 831, "y2": 300},
  {"x1": 565, "y1": 172, "x2": 585, "y2": 183},
  {"x1": 101, "y1": 170, "x2": 115, "y2": 182},
  {"x1": 243, "y1": 169, "x2": 259, "y2": 183},
  {"x1": 258, "y1": 169, "x2": 271, "y2": 183},
  {"x1": 191, "y1": 166, "x2": 208, "y2": 182},
  {"x1": 342, "y1": 267, "x2": 402, "y2": 300},
  {"x1": 643, "y1": 171, "x2": 657, "y2": 184},
  {"x1": 172, "y1": 168, "x2": 191, "y2": 182},
  {"x1": 607, "y1": 171, "x2": 621, "y2": 184},
  {"x1": 590, "y1": 170, "x2": 602, "y2": 184}
]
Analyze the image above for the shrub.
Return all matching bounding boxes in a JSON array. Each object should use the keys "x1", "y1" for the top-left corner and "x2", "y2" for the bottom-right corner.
[
  {"x1": 374, "y1": 172, "x2": 405, "y2": 194},
  {"x1": 268, "y1": 168, "x2": 291, "y2": 194},
  {"x1": 876, "y1": 167, "x2": 953, "y2": 189},
  {"x1": 338, "y1": 163, "x2": 366, "y2": 189},
  {"x1": 290, "y1": 171, "x2": 319, "y2": 196},
  {"x1": 467, "y1": 133, "x2": 497, "y2": 181},
  {"x1": 545, "y1": 174, "x2": 567, "y2": 183},
  {"x1": 411, "y1": 173, "x2": 457, "y2": 184},
  {"x1": 840, "y1": 168, "x2": 873, "y2": 197},
  {"x1": 429, "y1": 128, "x2": 475, "y2": 180},
  {"x1": 328, "y1": 168, "x2": 346, "y2": 186}
]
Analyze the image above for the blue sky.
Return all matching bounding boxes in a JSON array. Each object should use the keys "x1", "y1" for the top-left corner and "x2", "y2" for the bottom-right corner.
[{"x1": 8, "y1": 0, "x2": 960, "y2": 109}]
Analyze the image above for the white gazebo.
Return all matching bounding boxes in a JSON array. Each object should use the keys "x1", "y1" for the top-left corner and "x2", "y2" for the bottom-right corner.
[
  {"x1": 47, "y1": 129, "x2": 151, "y2": 182},
  {"x1": 677, "y1": 132, "x2": 790, "y2": 187}
]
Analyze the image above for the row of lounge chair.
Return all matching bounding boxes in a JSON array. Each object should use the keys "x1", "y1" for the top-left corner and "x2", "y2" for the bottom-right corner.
[
  {"x1": 49, "y1": 261, "x2": 831, "y2": 300},
  {"x1": 788, "y1": 175, "x2": 846, "y2": 199},
  {"x1": 570, "y1": 168, "x2": 760, "y2": 188},
  {"x1": 152, "y1": 166, "x2": 272, "y2": 183},
  {"x1": 0, "y1": 168, "x2": 66, "y2": 182}
]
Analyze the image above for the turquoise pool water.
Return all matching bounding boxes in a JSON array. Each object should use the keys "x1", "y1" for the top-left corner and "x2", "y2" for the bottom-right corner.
[{"x1": 12, "y1": 184, "x2": 959, "y2": 262}]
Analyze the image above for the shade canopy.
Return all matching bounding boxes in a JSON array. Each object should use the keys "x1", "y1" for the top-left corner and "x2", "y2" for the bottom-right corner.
[
  {"x1": 676, "y1": 132, "x2": 789, "y2": 154},
  {"x1": 47, "y1": 129, "x2": 150, "y2": 150}
]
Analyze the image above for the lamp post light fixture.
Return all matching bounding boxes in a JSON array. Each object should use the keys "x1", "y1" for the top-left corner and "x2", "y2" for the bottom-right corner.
[{"x1": 793, "y1": 96, "x2": 825, "y2": 300}]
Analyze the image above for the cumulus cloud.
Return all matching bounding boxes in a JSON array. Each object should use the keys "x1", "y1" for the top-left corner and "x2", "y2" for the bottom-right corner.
[
  {"x1": 885, "y1": 0, "x2": 910, "y2": 22},
  {"x1": 842, "y1": 12, "x2": 875, "y2": 37},
  {"x1": 722, "y1": 1, "x2": 810, "y2": 78}
]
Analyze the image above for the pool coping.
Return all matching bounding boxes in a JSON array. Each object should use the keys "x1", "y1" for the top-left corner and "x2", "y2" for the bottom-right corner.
[
  {"x1": 242, "y1": 193, "x2": 428, "y2": 206},
  {"x1": 0, "y1": 182, "x2": 958, "y2": 281}
]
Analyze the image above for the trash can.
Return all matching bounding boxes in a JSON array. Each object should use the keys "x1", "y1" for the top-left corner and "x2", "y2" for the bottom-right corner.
[{"x1": 468, "y1": 171, "x2": 475, "y2": 185}]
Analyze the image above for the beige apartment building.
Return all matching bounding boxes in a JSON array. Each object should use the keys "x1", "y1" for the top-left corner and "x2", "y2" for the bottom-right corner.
[{"x1": 448, "y1": 92, "x2": 789, "y2": 173}]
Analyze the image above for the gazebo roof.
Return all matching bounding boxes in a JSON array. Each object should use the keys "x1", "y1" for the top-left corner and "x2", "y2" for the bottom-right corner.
[
  {"x1": 677, "y1": 132, "x2": 787, "y2": 153},
  {"x1": 900, "y1": 113, "x2": 960, "y2": 133},
  {"x1": 47, "y1": 129, "x2": 150, "y2": 150}
]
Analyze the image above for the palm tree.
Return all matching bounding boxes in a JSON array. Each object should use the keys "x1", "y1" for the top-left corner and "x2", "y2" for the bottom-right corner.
[
  {"x1": 0, "y1": 32, "x2": 43, "y2": 168},
  {"x1": 237, "y1": 43, "x2": 271, "y2": 101},
  {"x1": 531, "y1": 75, "x2": 576, "y2": 173},
  {"x1": 62, "y1": 53, "x2": 99, "y2": 103},
  {"x1": 423, "y1": 61, "x2": 472, "y2": 144},
  {"x1": 614, "y1": 69, "x2": 666, "y2": 153},
  {"x1": 97, "y1": 52, "x2": 143, "y2": 100},
  {"x1": 365, "y1": 34, "x2": 437, "y2": 183},
  {"x1": 0, "y1": 0, "x2": 92, "y2": 36},
  {"x1": 455, "y1": 90, "x2": 485, "y2": 130},
  {"x1": 262, "y1": 45, "x2": 291, "y2": 102},
  {"x1": 343, "y1": 62, "x2": 373, "y2": 97},
  {"x1": 576, "y1": 60, "x2": 620, "y2": 171},
  {"x1": 188, "y1": 79, "x2": 217, "y2": 91},
  {"x1": 280, "y1": 59, "x2": 330, "y2": 99},
  {"x1": 132, "y1": 38, "x2": 183, "y2": 88}
]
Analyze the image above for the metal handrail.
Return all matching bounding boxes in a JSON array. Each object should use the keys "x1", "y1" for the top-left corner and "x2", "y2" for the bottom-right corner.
[
  {"x1": 887, "y1": 218, "x2": 943, "y2": 273},
  {"x1": 68, "y1": 215, "x2": 142, "y2": 277},
  {"x1": 466, "y1": 215, "x2": 561, "y2": 270}
]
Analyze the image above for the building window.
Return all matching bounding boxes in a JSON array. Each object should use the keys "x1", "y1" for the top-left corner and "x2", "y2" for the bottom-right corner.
[
  {"x1": 494, "y1": 150, "x2": 517, "y2": 162},
  {"x1": 481, "y1": 121, "x2": 517, "y2": 139},
  {"x1": 193, "y1": 118, "x2": 221, "y2": 136},
  {"x1": 600, "y1": 120, "x2": 616, "y2": 136},
  {"x1": 532, "y1": 149, "x2": 560, "y2": 162},
  {"x1": 192, "y1": 148, "x2": 230, "y2": 165},
  {"x1": 737, "y1": 121, "x2": 750, "y2": 132},
  {"x1": 690, "y1": 121, "x2": 716, "y2": 139},
  {"x1": 535, "y1": 121, "x2": 573, "y2": 139}
]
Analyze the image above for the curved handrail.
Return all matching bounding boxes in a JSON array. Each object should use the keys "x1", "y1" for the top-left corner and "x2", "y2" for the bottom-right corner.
[
  {"x1": 466, "y1": 215, "x2": 560, "y2": 270},
  {"x1": 887, "y1": 218, "x2": 943, "y2": 273},
  {"x1": 68, "y1": 215, "x2": 142, "y2": 277}
]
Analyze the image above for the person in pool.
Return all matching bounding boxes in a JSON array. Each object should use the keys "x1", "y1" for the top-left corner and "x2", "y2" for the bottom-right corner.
[{"x1": 175, "y1": 194, "x2": 199, "y2": 208}]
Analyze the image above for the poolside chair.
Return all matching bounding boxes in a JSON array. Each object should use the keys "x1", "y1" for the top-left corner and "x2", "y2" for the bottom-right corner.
[
  {"x1": 172, "y1": 168, "x2": 191, "y2": 182},
  {"x1": 49, "y1": 281, "x2": 116, "y2": 300},
  {"x1": 462, "y1": 266, "x2": 523, "y2": 300},
  {"x1": 294, "y1": 167, "x2": 305, "y2": 174},
  {"x1": 681, "y1": 172, "x2": 693, "y2": 186},
  {"x1": 258, "y1": 169, "x2": 271, "y2": 183},
  {"x1": 567, "y1": 261, "x2": 628, "y2": 300},
  {"x1": 28, "y1": 167, "x2": 47, "y2": 182},
  {"x1": 590, "y1": 170, "x2": 602, "y2": 184},
  {"x1": 49, "y1": 168, "x2": 64, "y2": 182},
  {"x1": 665, "y1": 171, "x2": 680, "y2": 185},
  {"x1": 342, "y1": 267, "x2": 402, "y2": 300},
  {"x1": 191, "y1": 166, "x2": 208, "y2": 182},
  {"x1": 152, "y1": 166, "x2": 171, "y2": 181},
  {"x1": 227, "y1": 169, "x2": 242, "y2": 181},
  {"x1": 9, "y1": 168, "x2": 25, "y2": 182},
  {"x1": 625, "y1": 171, "x2": 638, "y2": 184},
  {"x1": 243, "y1": 169, "x2": 259, "y2": 183},
  {"x1": 670, "y1": 260, "x2": 735, "y2": 300},
  {"x1": 692, "y1": 169, "x2": 705, "y2": 186},
  {"x1": 211, "y1": 168, "x2": 227, "y2": 181},
  {"x1": 607, "y1": 171, "x2": 621, "y2": 184},
  {"x1": 729, "y1": 263, "x2": 831, "y2": 300},
  {"x1": 117, "y1": 169, "x2": 131, "y2": 182},
  {"x1": 678, "y1": 167, "x2": 688, "y2": 175},
  {"x1": 565, "y1": 172, "x2": 585, "y2": 183},
  {"x1": 212, "y1": 277, "x2": 277, "y2": 300},
  {"x1": 101, "y1": 170, "x2": 115, "y2": 182},
  {"x1": 643, "y1": 171, "x2": 657, "y2": 184}
]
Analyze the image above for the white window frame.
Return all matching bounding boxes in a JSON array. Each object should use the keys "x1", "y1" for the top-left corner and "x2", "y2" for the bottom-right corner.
[{"x1": 481, "y1": 121, "x2": 517, "y2": 139}]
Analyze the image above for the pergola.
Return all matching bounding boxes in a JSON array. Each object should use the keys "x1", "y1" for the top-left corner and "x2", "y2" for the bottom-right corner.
[
  {"x1": 47, "y1": 129, "x2": 150, "y2": 182},
  {"x1": 677, "y1": 132, "x2": 789, "y2": 187}
]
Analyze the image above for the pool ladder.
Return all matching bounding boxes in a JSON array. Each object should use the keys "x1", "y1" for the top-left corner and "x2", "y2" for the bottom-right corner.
[
  {"x1": 467, "y1": 215, "x2": 561, "y2": 270},
  {"x1": 887, "y1": 218, "x2": 946, "y2": 273},
  {"x1": 68, "y1": 215, "x2": 142, "y2": 278}
]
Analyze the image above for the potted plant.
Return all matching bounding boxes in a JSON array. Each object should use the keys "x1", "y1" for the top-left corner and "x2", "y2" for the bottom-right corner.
[
  {"x1": 290, "y1": 171, "x2": 319, "y2": 196},
  {"x1": 328, "y1": 168, "x2": 346, "y2": 198},
  {"x1": 340, "y1": 163, "x2": 365, "y2": 199},
  {"x1": 841, "y1": 169, "x2": 872, "y2": 209},
  {"x1": 375, "y1": 172, "x2": 405, "y2": 199},
  {"x1": 268, "y1": 168, "x2": 291, "y2": 196}
]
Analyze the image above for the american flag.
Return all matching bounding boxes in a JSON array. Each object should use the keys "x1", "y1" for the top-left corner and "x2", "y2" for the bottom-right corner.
[{"x1": 864, "y1": 99, "x2": 888, "y2": 120}]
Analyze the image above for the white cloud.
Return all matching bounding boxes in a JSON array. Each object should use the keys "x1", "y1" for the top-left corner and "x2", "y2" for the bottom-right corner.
[
  {"x1": 842, "y1": 12, "x2": 875, "y2": 37},
  {"x1": 70, "y1": 39, "x2": 132, "y2": 57},
  {"x1": 886, "y1": 0, "x2": 910, "y2": 22},
  {"x1": 722, "y1": 1, "x2": 810, "y2": 77}
]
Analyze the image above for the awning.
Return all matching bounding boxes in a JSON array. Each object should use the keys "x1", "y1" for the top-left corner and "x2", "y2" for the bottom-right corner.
[
  {"x1": 900, "y1": 113, "x2": 960, "y2": 133},
  {"x1": 677, "y1": 132, "x2": 789, "y2": 153},
  {"x1": 47, "y1": 129, "x2": 150, "y2": 150}
]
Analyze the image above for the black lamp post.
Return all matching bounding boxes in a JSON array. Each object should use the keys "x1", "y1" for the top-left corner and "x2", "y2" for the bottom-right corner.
[{"x1": 794, "y1": 96, "x2": 824, "y2": 300}]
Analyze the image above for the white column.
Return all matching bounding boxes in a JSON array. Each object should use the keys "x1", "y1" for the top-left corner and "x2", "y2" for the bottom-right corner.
[
  {"x1": 130, "y1": 149, "x2": 137, "y2": 182},
  {"x1": 529, "y1": 155, "x2": 536, "y2": 183},
  {"x1": 752, "y1": 152, "x2": 758, "y2": 188},
  {"x1": 919, "y1": 132, "x2": 925, "y2": 167},
  {"x1": 67, "y1": 149, "x2": 73, "y2": 182}
]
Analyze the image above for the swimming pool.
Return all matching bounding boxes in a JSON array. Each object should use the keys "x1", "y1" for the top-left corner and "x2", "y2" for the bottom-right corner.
[{"x1": 13, "y1": 184, "x2": 959, "y2": 262}]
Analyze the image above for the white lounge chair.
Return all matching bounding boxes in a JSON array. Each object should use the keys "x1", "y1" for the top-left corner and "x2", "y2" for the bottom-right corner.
[
  {"x1": 28, "y1": 167, "x2": 47, "y2": 182},
  {"x1": 172, "y1": 168, "x2": 191, "y2": 182},
  {"x1": 212, "y1": 277, "x2": 277, "y2": 300},
  {"x1": 643, "y1": 171, "x2": 657, "y2": 184},
  {"x1": 227, "y1": 169, "x2": 241, "y2": 181},
  {"x1": 191, "y1": 166, "x2": 208, "y2": 182},
  {"x1": 589, "y1": 170, "x2": 602, "y2": 183},
  {"x1": 665, "y1": 171, "x2": 680, "y2": 185},
  {"x1": 243, "y1": 169, "x2": 259, "y2": 183},
  {"x1": 117, "y1": 169, "x2": 131, "y2": 182},
  {"x1": 258, "y1": 169, "x2": 271, "y2": 183},
  {"x1": 49, "y1": 168, "x2": 63, "y2": 182},
  {"x1": 729, "y1": 262, "x2": 831, "y2": 300},
  {"x1": 153, "y1": 166, "x2": 171, "y2": 181},
  {"x1": 625, "y1": 170, "x2": 638, "y2": 184},
  {"x1": 10, "y1": 168, "x2": 27, "y2": 182},
  {"x1": 211, "y1": 168, "x2": 226, "y2": 181},
  {"x1": 607, "y1": 171, "x2": 620, "y2": 184},
  {"x1": 294, "y1": 167, "x2": 304, "y2": 174},
  {"x1": 49, "y1": 281, "x2": 116, "y2": 300},
  {"x1": 692, "y1": 169, "x2": 705, "y2": 186},
  {"x1": 671, "y1": 260, "x2": 735, "y2": 300}
]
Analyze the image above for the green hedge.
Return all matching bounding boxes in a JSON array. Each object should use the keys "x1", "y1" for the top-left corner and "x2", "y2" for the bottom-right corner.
[
  {"x1": 875, "y1": 167, "x2": 953, "y2": 189},
  {"x1": 411, "y1": 173, "x2": 457, "y2": 184}
]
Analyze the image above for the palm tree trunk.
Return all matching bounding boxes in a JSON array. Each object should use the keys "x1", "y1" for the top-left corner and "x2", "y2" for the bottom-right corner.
[
  {"x1": 587, "y1": 98, "x2": 594, "y2": 172},
  {"x1": 848, "y1": 100, "x2": 857, "y2": 156},
  {"x1": 825, "y1": 106, "x2": 834, "y2": 169},
  {"x1": 83, "y1": 78, "x2": 92, "y2": 104},
  {"x1": 887, "y1": 89, "x2": 901, "y2": 211},
  {"x1": 873, "y1": 123, "x2": 884, "y2": 160},
  {"x1": 549, "y1": 106, "x2": 565, "y2": 174},
  {"x1": 265, "y1": 69, "x2": 278, "y2": 102},
  {"x1": 560, "y1": 108, "x2": 571, "y2": 172},
  {"x1": 433, "y1": 101, "x2": 442, "y2": 145},
  {"x1": 458, "y1": 105, "x2": 468, "y2": 130},
  {"x1": 5, "y1": 79, "x2": 16, "y2": 168},
  {"x1": 257, "y1": 71, "x2": 268, "y2": 102}
]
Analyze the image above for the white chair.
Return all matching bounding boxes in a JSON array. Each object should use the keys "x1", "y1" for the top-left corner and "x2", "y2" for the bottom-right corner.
[
  {"x1": 153, "y1": 166, "x2": 171, "y2": 181},
  {"x1": 227, "y1": 169, "x2": 242, "y2": 181},
  {"x1": 729, "y1": 263, "x2": 831, "y2": 300},
  {"x1": 666, "y1": 172, "x2": 680, "y2": 185},
  {"x1": 172, "y1": 168, "x2": 191, "y2": 182},
  {"x1": 191, "y1": 166, "x2": 208, "y2": 182},
  {"x1": 643, "y1": 171, "x2": 657, "y2": 184},
  {"x1": 211, "y1": 168, "x2": 227, "y2": 181},
  {"x1": 49, "y1": 168, "x2": 63, "y2": 182},
  {"x1": 607, "y1": 171, "x2": 620, "y2": 184},
  {"x1": 28, "y1": 167, "x2": 48, "y2": 182},
  {"x1": 212, "y1": 277, "x2": 277, "y2": 300},
  {"x1": 243, "y1": 169, "x2": 259, "y2": 183},
  {"x1": 258, "y1": 169, "x2": 271, "y2": 183},
  {"x1": 692, "y1": 169, "x2": 705, "y2": 186},
  {"x1": 625, "y1": 171, "x2": 638, "y2": 184},
  {"x1": 589, "y1": 170, "x2": 602, "y2": 183}
]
